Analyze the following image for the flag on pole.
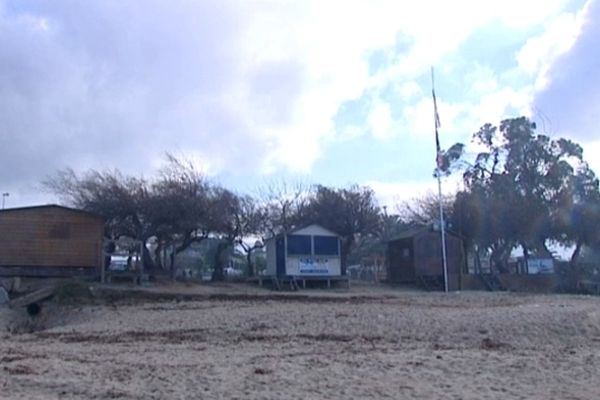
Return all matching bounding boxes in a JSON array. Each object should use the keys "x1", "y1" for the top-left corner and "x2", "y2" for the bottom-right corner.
[
  {"x1": 431, "y1": 67, "x2": 449, "y2": 293},
  {"x1": 433, "y1": 90, "x2": 441, "y2": 132},
  {"x1": 432, "y1": 68, "x2": 443, "y2": 170}
]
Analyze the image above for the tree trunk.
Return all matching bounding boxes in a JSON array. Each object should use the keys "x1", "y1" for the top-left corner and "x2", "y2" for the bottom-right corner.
[
  {"x1": 170, "y1": 247, "x2": 177, "y2": 281},
  {"x1": 570, "y1": 241, "x2": 583, "y2": 266},
  {"x1": 340, "y1": 237, "x2": 354, "y2": 276},
  {"x1": 153, "y1": 242, "x2": 163, "y2": 270},
  {"x1": 474, "y1": 247, "x2": 482, "y2": 274},
  {"x1": 490, "y1": 242, "x2": 511, "y2": 273},
  {"x1": 142, "y1": 242, "x2": 156, "y2": 271},
  {"x1": 490, "y1": 245, "x2": 501, "y2": 273},
  {"x1": 563, "y1": 241, "x2": 584, "y2": 291},
  {"x1": 521, "y1": 242, "x2": 530, "y2": 274},
  {"x1": 211, "y1": 241, "x2": 230, "y2": 281},
  {"x1": 246, "y1": 250, "x2": 255, "y2": 277}
]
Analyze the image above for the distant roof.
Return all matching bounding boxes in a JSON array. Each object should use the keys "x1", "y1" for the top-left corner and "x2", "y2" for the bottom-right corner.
[
  {"x1": 0, "y1": 204, "x2": 104, "y2": 220},
  {"x1": 289, "y1": 223, "x2": 339, "y2": 237},
  {"x1": 387, "y1": 226, "x2": 429, "y2": 242},
  {"x1": 388, "y1": 225, "x2": 459, "y2": 242},
  {"x1": 266, "y1": 223, "x2": 340, "y2": 241}
]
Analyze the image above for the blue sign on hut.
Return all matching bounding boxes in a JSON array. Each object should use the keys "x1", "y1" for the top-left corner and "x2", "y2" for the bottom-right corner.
[{"x1": 265, "y1": 224, "x2": 348, "y2": 289}]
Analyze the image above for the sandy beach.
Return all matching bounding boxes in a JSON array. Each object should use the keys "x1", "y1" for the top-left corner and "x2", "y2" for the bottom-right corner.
[{"x1": 2, "y1": 284, "x2": 600, "y2": 399}]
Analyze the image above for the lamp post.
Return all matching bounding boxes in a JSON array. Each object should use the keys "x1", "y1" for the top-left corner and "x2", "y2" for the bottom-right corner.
[{"x1": 1, "y1": 193, "x2": 8, "y2": 209}]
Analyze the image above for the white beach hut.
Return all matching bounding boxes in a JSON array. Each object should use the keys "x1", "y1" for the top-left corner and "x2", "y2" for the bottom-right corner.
[{"x1": 265, "y1": 224, "x2": 347, "y2": 288}]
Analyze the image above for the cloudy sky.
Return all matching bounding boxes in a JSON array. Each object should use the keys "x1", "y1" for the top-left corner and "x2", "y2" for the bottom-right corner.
[{"x1": 1, "y1": 0, "x2": 598, "y2": 209}]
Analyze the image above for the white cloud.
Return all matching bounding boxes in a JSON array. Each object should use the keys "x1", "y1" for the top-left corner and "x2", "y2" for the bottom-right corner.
[
  {"x1": 517, "y1": 3, "x2": 589, "y2": 90},
  {"x1": 397, "y1": 81, "x2": 423, "y2": 101},
  {"x1": 367, "y1": 99, "x2": 393, "y2": 140},
  {"x1": 584, "y1": 140, "x2": 600, "y2": 176},
  {"x1": 0, "y1": 0, "x2": 592, "y2": 208},
  {"x1": 365, "y1": 176, "x2": 463, "y2": 210}
]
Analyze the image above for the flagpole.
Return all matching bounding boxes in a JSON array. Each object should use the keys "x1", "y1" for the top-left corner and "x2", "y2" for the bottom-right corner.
[{"x1": 432, "y1": 67, "x2": 449, "y2": 293}]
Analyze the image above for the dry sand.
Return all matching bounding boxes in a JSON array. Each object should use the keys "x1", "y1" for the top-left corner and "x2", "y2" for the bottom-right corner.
[{"x1": 1, "y1": 283, "x2": 600, "y2": 399}]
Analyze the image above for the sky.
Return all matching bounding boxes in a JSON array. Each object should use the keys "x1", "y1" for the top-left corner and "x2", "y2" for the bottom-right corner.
[{"x1": 1, "y1": 0, "x2": 598, "y2": 210}]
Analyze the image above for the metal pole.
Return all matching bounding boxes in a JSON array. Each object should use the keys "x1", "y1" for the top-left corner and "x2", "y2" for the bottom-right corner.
[
  {"x1": 437, "y1": 171, "x2": 449, "y2": 292},
  {"x1": 431, "y1": 68, "x2": 449, "y2": 293}
]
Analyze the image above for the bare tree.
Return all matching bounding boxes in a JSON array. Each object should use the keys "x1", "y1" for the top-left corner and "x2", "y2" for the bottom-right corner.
[
  {"x1": 397, "y1": 191, "x2": 455, "y2": 226},
  {"x1": 235, "y1": 196, "x2": 267, "y2": 277},
  {"x1": 43, "y1": 154, "x2": 214, "y2": 275},
  {"x1": 257, "y1": 179, "x2": 312, "y2": 235},
  {"x1": 152, "y1": 154, "x2": 212, "y2": 276}
]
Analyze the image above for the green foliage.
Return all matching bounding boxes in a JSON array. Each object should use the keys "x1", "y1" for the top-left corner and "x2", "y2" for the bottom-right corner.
[
  {"x1": 453, "y1": 116, "x2": 600, "y2": 269},
  {"x1": 437, "y1": 142, "x2": 465, "y2": 176}
]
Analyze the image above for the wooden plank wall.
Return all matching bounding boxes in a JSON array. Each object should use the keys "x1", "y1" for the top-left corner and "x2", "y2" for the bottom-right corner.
[
  {"x1": 0, "y1": 207, "x2": 104, "y2": 268},
  {"x1": 414, "y1": 233, "x2": 462, "y2": 276}
]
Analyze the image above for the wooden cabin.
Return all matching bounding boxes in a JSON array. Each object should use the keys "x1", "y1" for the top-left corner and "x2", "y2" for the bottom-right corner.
[
  {"x1": 387, "y1": 226, "x2": 463, "y2": 290},
  {"x1": 265, "y1": 224, "x2": 347, "y2": 288},
  {"x1": 0, "y1": 205, "x2": 104, "y2": 277}
]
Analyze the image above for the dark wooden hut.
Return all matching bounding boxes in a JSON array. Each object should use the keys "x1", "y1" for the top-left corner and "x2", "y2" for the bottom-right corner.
[
  {"x1": 387, "y1": 226, "x2": 464, "y2": 290},
  {"x1": 0, "y1": 205, "x2": 104, "y2": 277}
]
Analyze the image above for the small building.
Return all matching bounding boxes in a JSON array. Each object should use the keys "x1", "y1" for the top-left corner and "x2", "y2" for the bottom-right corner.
[
  {"x1": 515, "y1": 257, "x2": 555, "y2": 274},
  {"x1": 461, "y1": 253, "x2": 559, "y2": 292},
  {"x1": 265, "y1": 224, "x2": 346, "y2": 288},
  {"x1": 0, "y1": 205, "x2": 104, "y2": 277},
  {"x1": 387, "y1": 226, "x2": 464, "y2": 290}
]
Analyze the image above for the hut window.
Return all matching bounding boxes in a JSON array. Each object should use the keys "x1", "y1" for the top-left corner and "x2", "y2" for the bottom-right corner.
[
  {"x1": 313, "y1": 236, "x2": 339, "y2": 256},
  {"x1": 287, "y1": 235, "x2": 311, "y2": 255},
  {"x1": 48, "y1": 222, "x2": 71, "y2": 239}
]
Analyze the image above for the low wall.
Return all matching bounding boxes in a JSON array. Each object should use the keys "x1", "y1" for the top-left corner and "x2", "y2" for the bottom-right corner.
[
  {"x1": 460, "y1": 275, "x2": 488, "y2": 291},
  {"x1": 448, "y1": 273, "x2": 461, "y2": 291},
  {"x1": 498, "y1": 274, "x2": 558, "y2": 293},
  {"x1": 0, "y1": 265, "x2": 99, "y2": 278},
  {"x1": 461, "y1": 273, "x2": 558, "y2": 293}
]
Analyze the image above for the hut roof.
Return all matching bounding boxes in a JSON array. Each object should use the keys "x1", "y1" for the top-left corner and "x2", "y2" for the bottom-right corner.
[
  {"x1": 266, "y1": 223, "x2": 340, "y2": 241},
  {"x1": 388, "y1": 225, "x2": 460, "y2": 242},
  {"x1": 0, "y1": 204, "x2": 103, "y2": 220},
  {"x1": 387, "y1": 226, "x2": 429, "y2": 242},
  {"x1": 289, "y1": 223, "x2": 339, "y2": 237}
]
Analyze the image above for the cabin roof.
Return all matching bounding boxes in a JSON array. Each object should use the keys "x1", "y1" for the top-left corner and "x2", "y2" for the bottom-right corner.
[
  {"x1": 388, "y1": 225, "x2": 459, "y2": 242},
  {"x1": 289, "y1": 223, "x2": 339, "y2": 237},
  {"x1": 0, "y1": 204, "x2": 104, "y2": 220},
  {"x1": 387, "y1": 226, "x2": 429, "y2": 242},
  {"x1": 266, "y1": 223, "x2": 340, "y2": 241}
]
